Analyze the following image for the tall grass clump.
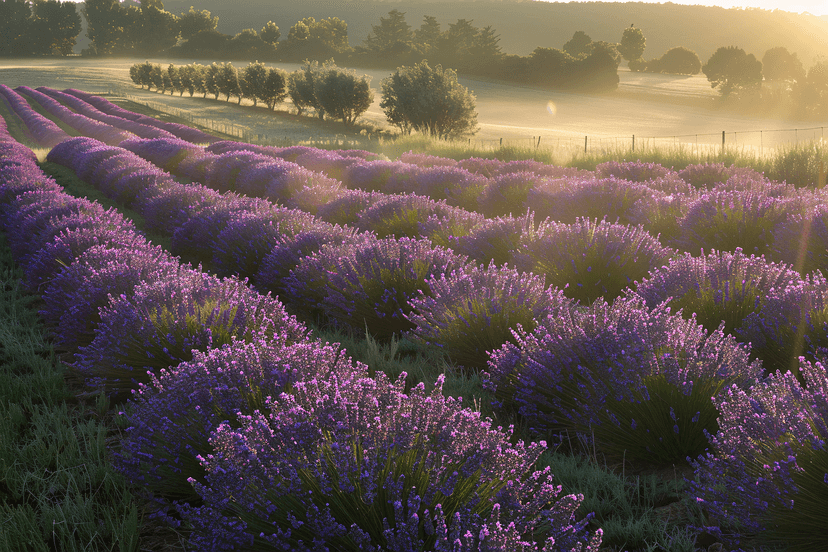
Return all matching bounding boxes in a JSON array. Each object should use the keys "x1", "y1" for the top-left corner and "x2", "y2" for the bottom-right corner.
[{"x1": 768, "y1": 139, "x2": 828, "y2": 188}]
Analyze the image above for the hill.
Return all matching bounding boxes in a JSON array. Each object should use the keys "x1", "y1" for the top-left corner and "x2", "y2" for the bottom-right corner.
[{"x1": 158, "y1": 0, "x2": 828, "y2": 67}]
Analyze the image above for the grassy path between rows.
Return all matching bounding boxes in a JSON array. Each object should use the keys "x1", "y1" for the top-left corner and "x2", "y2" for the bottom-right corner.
[{"x1": 0, "y1": 230, "x2": 144, "y2": 552}]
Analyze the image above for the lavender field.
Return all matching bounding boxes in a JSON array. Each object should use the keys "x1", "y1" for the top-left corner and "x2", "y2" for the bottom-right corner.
[{"x1": 2, "y1": 80, "x2": 828, "y2": 552}]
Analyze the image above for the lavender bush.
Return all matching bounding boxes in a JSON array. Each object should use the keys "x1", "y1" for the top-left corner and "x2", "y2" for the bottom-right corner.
[
  {"x1": 411, "y1": 166, "x2": 488, "y2": 211},
  {"x1": 40, "y1": 244, "x2": 181, "y2": 351},
  {"x1": 674, "y1": 190, "x2": 788, "y2": 255},
  {"x1": 116, "y1": 339, "x2": 364, "y2": 503},
  {"x1": 185, "y1": 371, "x2": 602, "y2": 551},
  {"x1": 407, "y1": 263, "x2": 576, "y2": 370},
  {"x1": 595, "y1": 160, "x2": 675, "y2": 182},
  {"x1": 689, "y1": 358, "x2": 828, "y2": 550},
  {"x1": 210, "y1": 207, "x2": 317, "y2": 280},
  {"x1": 515, "y1": 218, "x2": 676, "y2": 304},
  {"x1": 486, "y1": 296, "x2": 761, "y2": 465},
  {"x1": 355, "y1": 193, "x2": 465, "y2": 239},
  {"x1": 255, "y1": 224, "x2": 362, "y2": 297},
  {"x1": 453, "y1": 213, "x2": 537, "y2": 267},
  {"x1": 72, "y1": 268, "x2": 307, "y2": 400},
  {"x1": 315, "y1": 189, "x2": 388, "y2": 226},
  {"x1": 635, "y1": 248, "x2": 803, "y2": 337},
  {"x1": 477, "y1": 172, "x2": 541, "y2": 218}
]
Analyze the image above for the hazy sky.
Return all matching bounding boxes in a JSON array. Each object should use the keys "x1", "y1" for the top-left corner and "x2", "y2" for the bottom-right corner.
[
  {"x1": 558, "y1": 0, "x2": 827, "y2": 16},
  {"x1": 59, "y1": 0, "x2": 828, "y2": 17}
]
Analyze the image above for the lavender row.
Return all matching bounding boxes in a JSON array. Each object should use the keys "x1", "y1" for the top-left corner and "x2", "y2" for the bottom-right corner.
[
  {"x1": 36, "y1": 86, "x2": 180, "y2": 140},
  {"x1": 63, "y1": 87, "x2": 219, "y2": 144},
  {"x1": 1, "y1": 137, "x2": 602, "y2": 551},
  {"x1": 36, "y1": 134, "x2": 828, "y2": 549},
  {"x1": 100, "y1": 135, "x2": 828, "y2": 379},
  {"x1": 0, "y1": 84, "x2": 70, "y2": 148},
  {"x1": 15, "y1": 85, "x2": 136, "y2": 146}
]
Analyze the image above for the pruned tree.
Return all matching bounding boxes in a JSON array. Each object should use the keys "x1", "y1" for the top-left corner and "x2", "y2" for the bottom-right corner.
[
  {"x1": 703, "y1": 46, "x2": 763, "y2": 98},
  {"x1": 261, "y1": 67, "x2": 288, "y2": 110},
  {"x1": 316, "y1": 67, "x2": 374, "y2": 126},
  {"x1": 216, "y1": 61, "x2": 241, "y2": 102},
  {"x1": 240, "y1": 61, "x2": 268, "y2": 106},
  {"x1": 204, "y1": 62, "x2": 221, "y2": 99},
  {"x1": 647, "y1": 46, "x2": 701, "y2": 75},
  {"x1": 380, "y1": 61, "x2": 478, "y2": 139}
]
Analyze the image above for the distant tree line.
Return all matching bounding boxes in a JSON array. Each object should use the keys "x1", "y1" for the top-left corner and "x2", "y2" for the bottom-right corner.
[
  {"x1": 0, "y1": 0, "x2": 81, "y2": 56},
  {"x1": 130, "y1": 59, "x2": 478, "y2": 139}
]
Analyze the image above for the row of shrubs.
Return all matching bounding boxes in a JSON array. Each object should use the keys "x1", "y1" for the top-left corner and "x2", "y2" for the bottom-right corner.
[
  {"x1": 0, "y1": 119, "x2": 602, "y2": 550},
  {"x1": 130, "y1": 60, "x2": 375, "y2": 127},
  {"x1": 7, "y1": 84, "x2": 828, "y2": 549}
]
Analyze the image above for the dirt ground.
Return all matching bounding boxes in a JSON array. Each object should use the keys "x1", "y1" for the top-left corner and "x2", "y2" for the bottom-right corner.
[{"x1": 0, "y1": 57, "x2": 822, "y2": 150}]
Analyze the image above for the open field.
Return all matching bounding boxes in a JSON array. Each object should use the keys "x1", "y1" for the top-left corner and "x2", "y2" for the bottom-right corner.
[{"x1": 0, "y1": 58, "x2": 823, "y2": 152}]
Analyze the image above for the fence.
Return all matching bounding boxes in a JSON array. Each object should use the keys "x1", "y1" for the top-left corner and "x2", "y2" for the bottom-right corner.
[{"x1": 109, "y1": 86, "x2": 827, "y2": 155}]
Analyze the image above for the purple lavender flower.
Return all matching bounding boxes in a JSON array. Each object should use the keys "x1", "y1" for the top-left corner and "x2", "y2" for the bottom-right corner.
[
  {"x1": 134, "y1": 181, "x2": 223, "y2": 235},
  {"x1": 675, "y1": 189, "x2": 789, "y2": 256},
  {"x1": 255, "y1": 224, "x2": 362, "y2": 297},
  {"x1": 119, "y1": 137, "x2": 207, "y2": 174},
  {"x1": 677, "y1": 163, "x2": 732, "y2": 189},
  {"x1": 688, "y1": 359, "x2": 828, "y2": 549},
  {"x1": 485, "y1": 295, "x2": 761, "y2": 459},
  {"x1": 595, "y1": 160, "x2": 676, "y2": 182},
  {"x1": 397, "y1": 151, "x2": 459, "y2": 168},
  {"x1": 315, "y1": 189, "x2": 387, "y2": 226},
  {"x1": 185, "y1": 371, "x2": 602, "y2": 551},
  {"x1": 0, "y1": 84, "x2": 70, "y2": 148},
  {"x1": 210, "y1": 207, "x2": 317, "y2": 280},
  {"x1": 636, "y1": 247, "x2": 803, "y2": 338},
  {"x1": 355, "y1": 193, "x2": 467, "y2": 239},
  {"x1": 116, "y1": 338, "x2": 364, "y2": 503},
  {"x1": 515, "y1": 218, "x2": 677, "y2": 304},
  {"x1": 411, "y1": 165, "x2": 488, "y2": 211},
  {"x1": 72, "y1": 268, "x2": 307, "y2": 400},
  {"x1": 453, "y1": 213, "x2": 537, "y2": 267},
  {"x1": 342, "y1": 160, "x2": 417, "y2": 192},
  {"x1": 286, "y1": 180, "x2": 347, "y2": 215},
  {"x1": 294, "y1": 149, "x2": 362, "y2": 181},
  {"x1": 169, "y1": 195, "x2": 279, "y2": 266},
  {"x1": 477, "y1": 172, "x2": 541, "y2": 218},
  {"x1": 457, "y1": 157, "x2": 504, "y2": 178},
  {"x1": 40, "y1": 244, "x2": 180, "y2": 352},
  {"x1": 204, "y1": 150, "x2": 277, "y2": 192},
  {"x1": 416, "y1": 210, "x2": 486, "y2": 251},
  {"x1": 770, "y1": 203, "x2": 828, "y2": 274},
  {"x1": 407, "y1": 263, "x2": 577, "y2": 369}
]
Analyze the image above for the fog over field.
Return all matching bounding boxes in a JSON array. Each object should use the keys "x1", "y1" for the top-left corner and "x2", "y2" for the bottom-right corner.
[{"x1": 0, "y1": 58, "x2": 821, "y2": 151}]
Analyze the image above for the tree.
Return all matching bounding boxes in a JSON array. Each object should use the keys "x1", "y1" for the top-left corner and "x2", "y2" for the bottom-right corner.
[
  {"x1": 288, "y1": 60, "x2": 328, "y2": 117},
  {"x1": 204, "y1": 62, "x2": 221, "y2": 99},
  {"x1": 466, "y1": 25, "x2": 503, "y2": 74},
  {"x1": 380, "y1": 61, "x2": 478, "y2": 139},
  {"x1": 703, "y1": 46, "x2": 763, "y2": 98},
  {"x1": 216, "y1": 62, "x2": 241, "y2": 102},
  {"x1": 261, "y1": 21, "x2": 280, "y2": 45},
  {"x1": 762, "y1": 47, "x2": 805, "y2": 85},
  {"x1": 135, "y1": 4, "x2": 179, "y2": 55},
  {"x1": 647, "y1": 47, "x2": 702, "y2": 75},
  {"x1": 29, "y1": 0, "x2": 82, "y2": 55},
  {"x1": 177, "y1": 6, "x2": 217, "y2": 40},
  {"x1": 240, "y1": 61, "x2": 268, "y2": 106},
  {"x1": 316, "y1": 67, "x2": 374, "y2": 126},
  {"x1": 414, "y1": 15, "x2": 440, "y2": 56},
  {"x1": 563, "y1": 31, "x2": 592, "y2": 58},
  {"x1": 167, "y1": 64, "x2": 182, "y2": 95},
  {"x1": 83, "y1": 0, "x2": 128, "y2": 55},
  {"x1": 364, "y1": 9, "x2": 413, "y2": 56},
  {"x1": 261, "y1": 67, "x2": 288, "y2": 110},
  {"x1": 618, "y1": 25, "x2": 645, "y2": 62},
  {"x1": 0, "y1": 0, "x2": 31, "y2": 56}
]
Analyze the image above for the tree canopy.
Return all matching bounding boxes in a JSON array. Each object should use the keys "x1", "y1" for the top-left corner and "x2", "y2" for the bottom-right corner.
[{"x1": 702, "y1": 46, "x2": 763, "y2": 98}]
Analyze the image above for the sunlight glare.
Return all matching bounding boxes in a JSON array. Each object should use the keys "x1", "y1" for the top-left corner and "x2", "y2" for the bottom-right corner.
[{"x1": 546, "y1": 100, "x2": 557, "y2": 116}]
